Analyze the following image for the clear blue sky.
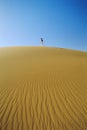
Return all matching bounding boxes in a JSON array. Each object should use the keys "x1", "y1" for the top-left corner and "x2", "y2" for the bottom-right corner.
[{"x1": 0, "y1": 0, "x2": 87, "y2": 51}]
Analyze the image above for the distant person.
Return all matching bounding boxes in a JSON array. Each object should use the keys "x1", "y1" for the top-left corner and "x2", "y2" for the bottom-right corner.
[{"x1": 40, "y1": 38, "x2": 44, "y2": 46}]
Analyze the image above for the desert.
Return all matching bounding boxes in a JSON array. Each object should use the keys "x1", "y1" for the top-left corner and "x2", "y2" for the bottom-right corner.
[{"x1": 0, "y1": 46, "x2": 87, "y2": 130}]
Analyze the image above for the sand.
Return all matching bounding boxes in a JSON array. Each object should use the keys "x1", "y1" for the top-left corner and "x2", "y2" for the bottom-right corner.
[{"x1": 0, "y1": 46, "x2": 87, "y2": 130}]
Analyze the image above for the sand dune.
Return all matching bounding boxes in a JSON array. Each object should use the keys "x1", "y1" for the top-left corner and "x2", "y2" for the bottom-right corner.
[{"x1": 0, "y1": 47, "x2": 87, "y2": 130}]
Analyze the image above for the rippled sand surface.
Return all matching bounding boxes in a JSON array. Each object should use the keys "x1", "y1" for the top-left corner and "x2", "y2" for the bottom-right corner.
[{"x1": 0, "y1": 47, "x2": 87, "y2": 130}]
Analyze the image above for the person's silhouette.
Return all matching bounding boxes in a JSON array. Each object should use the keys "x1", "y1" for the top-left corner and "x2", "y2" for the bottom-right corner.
[{"x1": 40, "y1": 38, "x2": 44, "y2": 46}]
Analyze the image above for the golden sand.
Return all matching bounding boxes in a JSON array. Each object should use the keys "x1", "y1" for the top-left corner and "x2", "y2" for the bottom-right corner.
[{"x1": 0, "y1": 47, "x2": 87, "y2": 130}]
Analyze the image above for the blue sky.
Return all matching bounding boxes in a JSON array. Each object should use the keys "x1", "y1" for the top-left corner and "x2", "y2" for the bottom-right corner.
[{"x1": 0, "y1": 0, "x2": 87, "y2": 51}]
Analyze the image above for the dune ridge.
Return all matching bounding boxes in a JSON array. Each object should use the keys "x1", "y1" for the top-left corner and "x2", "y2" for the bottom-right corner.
[{"x1": 0, "y1": 47, "x2": 87, "y2": 130}]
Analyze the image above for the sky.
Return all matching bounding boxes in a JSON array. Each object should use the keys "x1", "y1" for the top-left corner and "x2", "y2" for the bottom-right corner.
[{"x1": 0, "y1": 0, "x2": 87, "y2": 51}]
